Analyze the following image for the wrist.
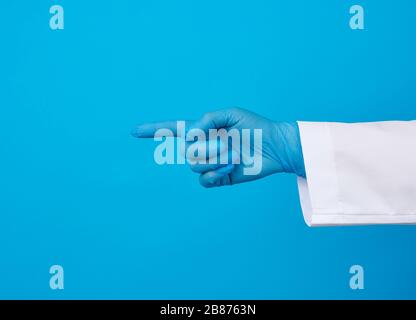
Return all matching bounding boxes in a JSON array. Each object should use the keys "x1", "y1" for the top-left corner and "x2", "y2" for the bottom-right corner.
[{"x1": 274, "y1": 121, "x2": 306, "y2": 177}]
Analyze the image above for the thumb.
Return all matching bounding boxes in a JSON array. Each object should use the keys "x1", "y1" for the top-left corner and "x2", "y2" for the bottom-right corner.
[{"x1": 189, "y1": 110, "x2": 238, "y2": 133}]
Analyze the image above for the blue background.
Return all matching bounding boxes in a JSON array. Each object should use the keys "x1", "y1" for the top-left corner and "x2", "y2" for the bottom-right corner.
[{"x1": 1, "y1": 0, "x2": 415, "y2": 299}]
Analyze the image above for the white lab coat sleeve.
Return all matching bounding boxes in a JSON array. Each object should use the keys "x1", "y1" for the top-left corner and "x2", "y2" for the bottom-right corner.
[{"x1": 297, "y1": 121, "x2": 416, "y2": 227}]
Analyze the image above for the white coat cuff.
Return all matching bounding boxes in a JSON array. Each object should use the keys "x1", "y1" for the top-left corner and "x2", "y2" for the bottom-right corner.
[
  {"x1": 297, "y1": 122, "x2": 340, "y2": 226},
  {"x1": 296, "y1": 121, "x2": 416, "y2": 226}
]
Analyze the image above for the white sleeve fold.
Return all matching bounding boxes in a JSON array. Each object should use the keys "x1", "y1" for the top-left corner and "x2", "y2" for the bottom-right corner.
[{"x1": 297, "y1": 121, "x2": 416, "y2": 227}]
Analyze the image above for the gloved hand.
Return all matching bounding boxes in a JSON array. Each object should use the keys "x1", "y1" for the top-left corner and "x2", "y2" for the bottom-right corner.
[{"x1": 131, "y1": 107, "x2": 305, "y2": 188}]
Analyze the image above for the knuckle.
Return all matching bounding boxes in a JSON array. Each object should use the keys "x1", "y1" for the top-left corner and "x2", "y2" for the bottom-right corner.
[
  {"x1": 229, "y1": 106, "x2": 242, "y2": 113},
  {"x1": 202, "y1": 112, "x2": 213, "y2": 122}
]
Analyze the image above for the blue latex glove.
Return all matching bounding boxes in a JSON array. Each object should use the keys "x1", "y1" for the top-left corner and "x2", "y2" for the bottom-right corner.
[{"x1": 131, "y1": 108, "x2": 305, "y2": 187}]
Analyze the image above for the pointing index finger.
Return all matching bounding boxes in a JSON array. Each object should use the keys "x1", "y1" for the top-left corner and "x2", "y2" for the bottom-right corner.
[{"x1": 131, "y1": 120, "x2": 194, "y2": 138}]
